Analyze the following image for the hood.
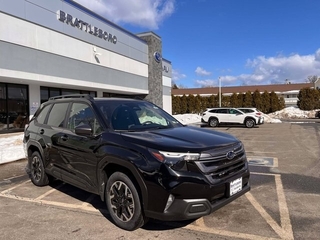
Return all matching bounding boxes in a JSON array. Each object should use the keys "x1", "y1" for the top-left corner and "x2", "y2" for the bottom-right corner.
[{"x1": 120, "y1": 126, "x2": 239, "y2": 152}]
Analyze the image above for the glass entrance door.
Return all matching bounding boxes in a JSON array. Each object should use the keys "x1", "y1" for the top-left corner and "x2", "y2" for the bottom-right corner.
[{"x1": 0, "y1": 83, "x2": 29, "y2": 132}]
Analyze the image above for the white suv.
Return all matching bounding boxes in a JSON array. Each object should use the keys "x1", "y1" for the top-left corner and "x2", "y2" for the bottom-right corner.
[
  {"x1": 237, "y1": 108, "x2": 264, "y2": 124},
  {"x1": 201, "y1": 108, "x2": 260, "y2": 128}
]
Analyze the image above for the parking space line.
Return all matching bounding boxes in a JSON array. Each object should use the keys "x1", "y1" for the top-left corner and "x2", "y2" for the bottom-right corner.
[
  {"x1": 246, "y1": 172, "x2": 294, "y2": 240},
  {"x1": 0, "y1": 158, "x2": 293, "y2": 239},
  {"x1": 183, "y1": 224, "x2": 280, "y2": 240},
  {"x1": 275, "y1": 175, "x2": 294, "y2": 239},
  {"x1": 246, "y1": 192, "x2": 285, "y2": 238},
  {"x1": 0, "y1": 192, "x2": 100, "y2": 213},
  {"x1": 35, "y1": 183, "x2": 64, "y2": 201},
  {"x1": 0, "y1": 180, "x2": 30, "y2": 195},
  {"x1": 184, "y1": 169, "x2": 293, "y2": 240}
]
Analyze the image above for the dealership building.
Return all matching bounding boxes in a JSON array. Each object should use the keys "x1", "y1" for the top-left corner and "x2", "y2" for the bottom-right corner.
[{"x1": 0, "y1": 0, "x2": 172, "y2": 133}]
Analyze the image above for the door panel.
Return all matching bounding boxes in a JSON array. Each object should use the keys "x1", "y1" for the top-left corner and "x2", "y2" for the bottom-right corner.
[{"x1": 57, "y1": 102, "x2": 102, "y2": 192}]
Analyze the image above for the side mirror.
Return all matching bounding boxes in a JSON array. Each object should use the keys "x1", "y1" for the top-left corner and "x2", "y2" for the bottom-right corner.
[{"x1": 75, "y1": 124, "x2": 92, "y2": 137}]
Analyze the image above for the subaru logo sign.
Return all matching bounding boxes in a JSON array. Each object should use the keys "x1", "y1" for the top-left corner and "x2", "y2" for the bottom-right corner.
[
  {"x1": 226, "y1": 151, "x2": 235, "y2": 160},
  {"x1": 154, "y1": 51, "x2": 162, "y2": 63}
]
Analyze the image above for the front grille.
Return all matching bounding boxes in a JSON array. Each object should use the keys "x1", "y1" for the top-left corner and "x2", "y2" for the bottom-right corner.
[{"x1": 194, "y1": 142, "x2": 246, "y2": 183}]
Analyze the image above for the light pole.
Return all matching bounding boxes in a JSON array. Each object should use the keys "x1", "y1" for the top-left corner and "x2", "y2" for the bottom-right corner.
[{"x1": 219, "y1": 77, "x2": 221, "y2": 107}]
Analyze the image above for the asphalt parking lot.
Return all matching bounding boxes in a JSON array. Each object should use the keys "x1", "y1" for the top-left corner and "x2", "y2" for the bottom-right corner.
[{"x1": 0, "y1": 122, "x2": 319, "y2": 240}]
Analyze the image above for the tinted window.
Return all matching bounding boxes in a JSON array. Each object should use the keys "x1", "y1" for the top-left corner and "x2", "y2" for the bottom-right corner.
[
  {"x1": 229, "y1": 109, "x2": 241, "y2": 114},
  {"x1": 96, "y1": 100, "x2": 182, "y2": 131},
  {"x1": 209, "y1": 109, "x2": 217, "y2": 113},
  {"x1": 47, "y1": 103, "x2": 69, "y2": 127},
  {"x1": 36, "y1": 104, "x2": 52, "y2": 124},
  {"x1": 217, "y1": 109, "x2": 228, "y2": 114},
  {"x1": 67, "y1": 103, "x2": 101, "y2": 135}
]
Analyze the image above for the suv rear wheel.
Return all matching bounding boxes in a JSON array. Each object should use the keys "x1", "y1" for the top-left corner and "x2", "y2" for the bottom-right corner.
[
  {"x1": 245, "y1": 118, "x2": 255, "y2": 128},
  {"x1": 106, "y1": 172, "x2": 146, "y2": 231},
  {"x1": 29, "y1": 151, "x2": 50, "y2": 186},
  {"x1": 209, "y1": 118, "x2": 219, "y2": 127}
]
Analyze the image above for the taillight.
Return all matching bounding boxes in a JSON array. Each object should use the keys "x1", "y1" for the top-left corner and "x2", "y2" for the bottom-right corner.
[{"x1": 256, "y1": 112, "x2": 261, "y2": 116}]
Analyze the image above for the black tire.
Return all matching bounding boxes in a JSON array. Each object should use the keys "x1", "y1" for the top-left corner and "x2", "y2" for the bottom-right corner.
[
  {"x1": 209, "y1": 118, "x2": 219, "y2": 127},
  {"x1": 29, "y1": 151, "x2": 50, "y2": 186},
  {"x1": 245, "y1": 118, "x2": 255, "y2": 128},
  {"x1": 105, "y1": 172, "x2": 145, "y2": 231}
]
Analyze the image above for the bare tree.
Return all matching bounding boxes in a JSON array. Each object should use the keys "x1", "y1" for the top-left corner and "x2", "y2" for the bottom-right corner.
[{"x1": 306, "y1": 75, "x2": 319, "y2": 83}]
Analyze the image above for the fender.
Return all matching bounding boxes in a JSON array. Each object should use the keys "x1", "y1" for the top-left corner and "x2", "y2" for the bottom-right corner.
[
  {"x1": 26, "y1": 139, "x2": 45, "y2": 162},
  {"x1": 96, "y1": 146, "x2": 149, "y2": 209},
  {"x1": 244, "y1": 116, "x2": 257, "y2": 124}
]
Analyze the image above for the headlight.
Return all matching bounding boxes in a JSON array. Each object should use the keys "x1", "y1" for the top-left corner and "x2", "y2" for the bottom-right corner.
[{"x1": 149, "y1": 149, "x2": 200, "y2": 167}]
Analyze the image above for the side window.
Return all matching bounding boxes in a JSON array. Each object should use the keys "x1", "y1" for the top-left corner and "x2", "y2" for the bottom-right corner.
[
  {"x1": 209, "y1": 109, "x2": 217, "y2": 113},
  {"x1": 217, "y1": 109, "x2": 228, "y2": 114},
  {"x1": 230, "y1": 109, "x2": 241, "y2": 114},
  {"x1": 36, "y1": 104, "x2": 52, "y2": 124},
  {"x1": 67, "y1": 103, "x2": 102, "y2": 135},
  {"x1": 47, "y1": 103, "x2": 69, "y2": 127}
]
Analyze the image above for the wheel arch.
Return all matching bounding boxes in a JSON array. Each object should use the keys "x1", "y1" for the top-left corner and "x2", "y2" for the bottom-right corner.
[
  {"x1": 26, "y1": 140, "x2": 45, "y2": 168},
  {"x1": 244, "y1": 116, "x2": 256, "y2": 124},
  {"x1": 98, "y1": 158, "x2": 148, "y2": 212}
]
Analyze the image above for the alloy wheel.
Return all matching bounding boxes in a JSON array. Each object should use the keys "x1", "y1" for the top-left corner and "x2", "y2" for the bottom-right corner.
[
  {"x1": 109, "y1": 181, "x2": 135, "y2": 222},
  {"x1": 31, "y1": 155, "x2": 42, "y2": 182}
]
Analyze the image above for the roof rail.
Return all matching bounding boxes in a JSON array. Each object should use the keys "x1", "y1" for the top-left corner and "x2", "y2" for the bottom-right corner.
[{"x1": 49, "y1": 94, "x2": 93, "y2": 100}]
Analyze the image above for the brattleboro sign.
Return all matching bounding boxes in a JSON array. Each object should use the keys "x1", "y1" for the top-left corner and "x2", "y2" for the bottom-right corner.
[{"x1": 57, "y1": 10, "x2": 117, "y2": 44}]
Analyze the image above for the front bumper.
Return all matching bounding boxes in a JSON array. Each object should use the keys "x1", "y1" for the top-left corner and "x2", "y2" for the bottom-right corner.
[
  {"x1": 145, "y1": 183, "x2": 250, "y2": 221},
  {"x1": 144, "y1": 172, "x2": 250, "y2": 221}
]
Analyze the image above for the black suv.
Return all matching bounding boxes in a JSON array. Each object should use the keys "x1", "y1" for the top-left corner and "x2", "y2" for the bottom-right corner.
[{"x1": 24, "y1": 95, "x2": 250, "y2": 230}]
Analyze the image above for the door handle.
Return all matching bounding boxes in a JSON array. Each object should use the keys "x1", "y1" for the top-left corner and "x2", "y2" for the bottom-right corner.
[
  {"x1": 39, "y1": 129, "x2": 44, "y2": 134},
  {"x1": 60, "y1": 135, "x2": 68, "y2": 141}
]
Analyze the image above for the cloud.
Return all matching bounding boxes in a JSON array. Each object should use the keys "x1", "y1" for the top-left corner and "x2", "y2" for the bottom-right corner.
[
  {"x1": 195, "y1": 67, "x2": 211, "y2": 76},
  {"x1": 172, "y1": 69, "x2": 187, "y2": 81},
  {"x1": 195, "y1": 49, "x2": 320, "y2": 87},
  {"x1": 73, "y1": 0, "x2": 175, "y2": 29},
  {"x1": 195, "y1": 79, "x2": 215, "y2": 87}
]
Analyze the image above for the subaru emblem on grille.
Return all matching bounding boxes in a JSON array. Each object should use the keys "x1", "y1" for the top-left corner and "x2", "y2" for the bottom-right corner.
[{"x1": 226, "y1": 151, "x2": 235, "y2": 160}]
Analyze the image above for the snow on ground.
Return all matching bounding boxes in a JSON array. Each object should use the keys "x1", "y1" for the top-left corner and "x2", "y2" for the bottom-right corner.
[
  {"x1": 0, "y1": 133, "x2": 24, "y2": 164},
  {"x1": 173, "y1": 114, "x2": 202, "y2": 124},
  {"x1": 268, "y1": 107, "x2": 319, "y2": 119},
  {"x1": 0, "y1": 107, "x2": 318, "y2": 164}
]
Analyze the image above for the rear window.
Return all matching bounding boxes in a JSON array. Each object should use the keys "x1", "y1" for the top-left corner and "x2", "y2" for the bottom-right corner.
[
  {"x1": 216, "y1": 109, "x2": 228, "y2": 114},
  {"x1": 47, "y1": 103, "x2": 69, "y2": 127},
  {"x1": 36, "y1": 104, "x2": 52, "y2": 124}
]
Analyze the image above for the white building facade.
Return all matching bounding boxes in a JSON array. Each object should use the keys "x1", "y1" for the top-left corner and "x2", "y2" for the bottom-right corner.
[{"x1": 0, "y1": 0, "x2": 172, "y2": 132}]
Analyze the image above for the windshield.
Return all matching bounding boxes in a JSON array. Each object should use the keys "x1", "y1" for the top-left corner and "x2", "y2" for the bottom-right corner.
[{"x1": 96, "y1": 100, "x2": 183, "y2": 131}]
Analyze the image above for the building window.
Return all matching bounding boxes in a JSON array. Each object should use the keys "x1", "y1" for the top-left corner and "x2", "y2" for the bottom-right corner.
[
  {"x1": 40, "y1": 87, "x2": 96, "y2": 103},
  {"x1": 0, "y1": 83, "x2": 28, "y2": 132}
]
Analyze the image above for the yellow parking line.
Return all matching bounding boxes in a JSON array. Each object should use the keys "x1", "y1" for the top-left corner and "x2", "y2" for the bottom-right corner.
[
  {"x1": 246, "y1": 192, "x2": 285, "y2": 238},
  {"x1": 0, "y1": 192, "x2": 100, "y2": 213},
  {"x1": 35, "y1": 183, "x2": 64, "y2": 200},
  {"x1": 275, "y1": 175, "x2": 294, "y2": 239},
  {"x1": 0, "y1": 180, "x2": 30, "y2": 195},
  {"x1": 183, "y1": 224, "x2": 280, "y2": 240}
]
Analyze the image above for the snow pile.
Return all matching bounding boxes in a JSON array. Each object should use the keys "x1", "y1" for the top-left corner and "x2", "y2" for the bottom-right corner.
[
  {"x1": 0, "y1": 133, "x2": 25, "y2": 164},
  {"x1": 263, "y1": 114, "x2": 282, "y2": 123},
  {"x1": 268, "y1": 107, "x2": 319, "y2": 119},
  {"x1": 173, "y1": 114, "x2": 202, "y2": 124}
]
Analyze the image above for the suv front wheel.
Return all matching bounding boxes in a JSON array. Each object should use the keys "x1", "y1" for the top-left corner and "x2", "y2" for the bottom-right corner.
[
  {"x1": 209, "y1": 118, "x2": 219, "y2": 127},
  {"x1": 106, "y1": 172, "x2": 146, "y2": 231},
  {"x1": 245, "y1": 118, "x2": 255, "y2": 128}
]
